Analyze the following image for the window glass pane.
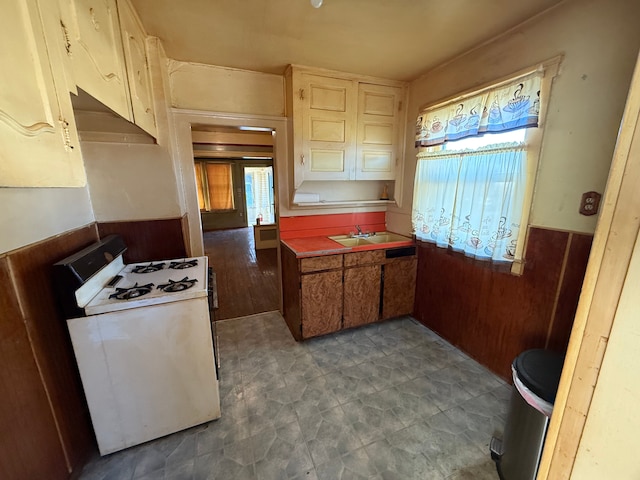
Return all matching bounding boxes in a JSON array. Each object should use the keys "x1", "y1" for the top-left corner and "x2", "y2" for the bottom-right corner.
[{"x1": 205, "y1": 163, "x2": 234, "y2": 210}]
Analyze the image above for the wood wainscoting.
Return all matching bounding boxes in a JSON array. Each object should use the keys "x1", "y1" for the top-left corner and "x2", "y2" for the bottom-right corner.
[
  {"x1": 414, "y1": 227, "x2": 593, "y2": 380},
  {"x1": 97, "y1": 217, "x2": 187, "y2": 263},
  {"x1": 0, "y1": 225, "x2": 99, "y2": 480}
]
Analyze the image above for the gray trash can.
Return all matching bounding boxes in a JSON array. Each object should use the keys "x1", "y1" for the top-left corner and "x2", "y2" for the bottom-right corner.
[{"x1": 490, "y1": 349, "x2": 564, "y2": 480}]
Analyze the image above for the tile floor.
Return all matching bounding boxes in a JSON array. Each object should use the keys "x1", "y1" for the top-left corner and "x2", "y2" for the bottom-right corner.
[{"x1": 79, "y1": 312, "x2": 509, "y2": 480}]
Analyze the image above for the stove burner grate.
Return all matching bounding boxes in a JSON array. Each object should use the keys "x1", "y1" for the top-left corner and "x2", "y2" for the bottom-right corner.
[
  {"x1": 132, "y1": 262, "x2": 166, "y2": 274},
  {"x1": 157, "y1": 277, "x2": 197, "y2": 293},
  {"x1": 109, "y1": 283, "x2": 154, "y2": 300},
  {"x1": 168, "y1": 259, "x2": 198, "y2": 270}
]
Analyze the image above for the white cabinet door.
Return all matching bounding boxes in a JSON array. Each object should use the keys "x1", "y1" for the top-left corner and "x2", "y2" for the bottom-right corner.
[
  {"x1": 0, "y1": 0, "x2": 85, "y2": 187},
  {"x1": 117, "y1": 0, "x2": 156, "y2": 136},
  {"x1": 68, "y1": 0, "x2": 131, "y2": 120},
  {"x1": 294, "y1": 73, "x2": 357, "y2": 182},
  {"x1": 355, "y1": 83, "x2": 403, "y2": 180}
]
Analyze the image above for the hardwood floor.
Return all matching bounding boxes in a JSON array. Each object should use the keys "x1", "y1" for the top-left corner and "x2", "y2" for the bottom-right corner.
[{"x1": 203, "y1": 227, "x2": 280, "y2": 320}]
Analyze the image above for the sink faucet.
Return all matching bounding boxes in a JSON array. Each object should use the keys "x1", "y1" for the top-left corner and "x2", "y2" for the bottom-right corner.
[{"x1": 355, "y1": 225, "x2": 363, "y2": 235}]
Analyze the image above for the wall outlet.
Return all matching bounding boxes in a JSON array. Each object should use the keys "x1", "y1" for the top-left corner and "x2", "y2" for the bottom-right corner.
[{"x1": 579, "y1": 191, "x2": 601, "y2": 216}]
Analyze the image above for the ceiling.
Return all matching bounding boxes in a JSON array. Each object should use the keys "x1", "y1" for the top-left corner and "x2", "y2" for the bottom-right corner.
[{"x1": 130, "y1": 0, "x2": 565, "y2": 82}]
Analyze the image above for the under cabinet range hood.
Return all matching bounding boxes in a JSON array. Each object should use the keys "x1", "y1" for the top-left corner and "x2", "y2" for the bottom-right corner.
[{"x1": 71, "y1": 88, "x2": 155, "y2": 144}]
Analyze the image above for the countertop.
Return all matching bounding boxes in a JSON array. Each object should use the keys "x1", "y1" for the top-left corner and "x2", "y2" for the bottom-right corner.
[{"x1": 281, "y1": 235, "x2": 415, "y2": 259}]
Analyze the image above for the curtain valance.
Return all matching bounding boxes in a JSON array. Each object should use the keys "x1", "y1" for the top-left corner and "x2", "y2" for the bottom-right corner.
[{"x1": 415, "y1": 71, "x2": 543, "y2": 147}]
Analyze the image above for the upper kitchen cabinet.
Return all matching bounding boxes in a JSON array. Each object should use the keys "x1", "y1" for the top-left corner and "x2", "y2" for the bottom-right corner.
[
  {"x1": 356, "y1": 83, "x2": 404, "y2": 181},
  {"x1": 291, "y1": 72, "x2": 357, "y2": 183},
  {"x1": 0, "y1": 0, "x2": 86, "y2": 187},
  {"x1": 116, "y1": 0, "x2": 156, "y2": 136},
  {"x1": 66, "y1": 0, "x2": 132, "y2": 120},
  {"x1": 285, "y1": 65, "x2": 406, "y2": 189}
]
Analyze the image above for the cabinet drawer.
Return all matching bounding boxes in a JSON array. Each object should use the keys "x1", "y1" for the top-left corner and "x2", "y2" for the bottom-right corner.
[
  {"x1": 300, "y1": 255, "x2": 342, "y2": 273},
  {"x1": 344, "y1": 250, "x2": 385, "y2": 267}
]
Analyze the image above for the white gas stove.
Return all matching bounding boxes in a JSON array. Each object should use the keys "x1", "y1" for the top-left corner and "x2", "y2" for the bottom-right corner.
[
  {"x1": 54, "y1": 236, "x2": 220, "y2": 456},
  {"x1": 84, "y1": 256, "x2": 209, "y2": 315}
]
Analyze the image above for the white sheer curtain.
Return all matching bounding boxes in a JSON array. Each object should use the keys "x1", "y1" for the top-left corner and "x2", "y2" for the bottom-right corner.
[{"x1": 412, "y1": 145, "x2": 526, "y2": 263}]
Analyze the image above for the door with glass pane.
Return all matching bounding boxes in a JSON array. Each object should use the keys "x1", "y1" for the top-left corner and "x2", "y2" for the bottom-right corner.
[{"x1": 244, "y1": 166, "x2": 275, "y2": 226}]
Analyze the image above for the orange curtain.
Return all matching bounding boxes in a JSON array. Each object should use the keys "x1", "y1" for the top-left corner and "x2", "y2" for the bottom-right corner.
[
  {"x1": 205, "y1": 163, "x2": 234, "y2": 210},
  {"x1": 194, "y1": 163, "x2": 206, "y2": 210}
]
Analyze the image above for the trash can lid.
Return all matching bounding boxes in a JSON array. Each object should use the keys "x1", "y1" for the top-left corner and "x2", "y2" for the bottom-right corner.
[{"x1": 513, "y1": 349, "x2": 564, "y2": 404}]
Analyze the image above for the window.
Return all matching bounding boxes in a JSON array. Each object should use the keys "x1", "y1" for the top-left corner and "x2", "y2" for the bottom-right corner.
[
  {"x1": 194, "y1": 161, "x2": 235, "y2": 211},
  {"x1": 413, "y1": 134, "x2": 526, "y2": 264},
  {"x1": 412, "y1": 59, "x2": 560, "y2": 272},
  {"x1": 244, "y1": 166, "x2": 275, "y2": 225}
]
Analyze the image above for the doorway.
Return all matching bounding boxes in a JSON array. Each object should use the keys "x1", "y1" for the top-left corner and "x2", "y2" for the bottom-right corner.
[{"x1": 188, "y1": 123, "x2": 281, "y2": 320}]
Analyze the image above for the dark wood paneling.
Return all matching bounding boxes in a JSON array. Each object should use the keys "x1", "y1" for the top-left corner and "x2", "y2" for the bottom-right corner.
[
  {"x1": 97, "y1": 218, "x2": 186, "y2": 263},
  {"x1": 0, "y1": 258, "x2": 68, "y2": 480},
  {"x1": 344, "y1": 265, "x2": 381, "y2": 328},
  {"x1": 547, "y1": 233, "x2": 594, "y2": 352},
  {"x1": 415, "y1": 227, "x2": 588, "y2": 380},
  {"x1": 3, "y1": 225, "x2": 99, "y2": 479}
]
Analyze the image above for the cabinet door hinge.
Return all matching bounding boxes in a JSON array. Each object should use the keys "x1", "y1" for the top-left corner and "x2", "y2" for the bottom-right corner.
[
  {"x1": 398, "y1": 100, "x2": 402, "y2": 112},
  {"x1": 300, "y1": 154, "x2": 305, "y2": 166},
  {"x1": 60, "y1": 118, "x2": 74, "y2": 151},
  {"x1": 299, "y1": 88, "x2": 305, "y2": 100},
  {"x1": 60, "y1": 20, "x2": 71, "y2": 56}
]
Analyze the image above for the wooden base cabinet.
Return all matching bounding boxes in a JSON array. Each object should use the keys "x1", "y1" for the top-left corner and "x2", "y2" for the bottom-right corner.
[
  {"x1": 282, "y1": 244, "x2": 417, "y2": 340},
  {"x1": 301, "y1": 270, "x2": 343, "y2": 338},
  {"x1": 382, "y1": 256, "x2": 418, "y2": 319},
  {"x1": 282, "y1": 248, "x2": 344, "y2": 340},
  {"x1": 343, "y1": 251, "x2": 384, "y2": 329}
]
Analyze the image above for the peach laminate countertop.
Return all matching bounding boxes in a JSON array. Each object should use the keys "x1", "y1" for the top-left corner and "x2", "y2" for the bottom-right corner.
[{"x1": 281, "y1": 235, "x2": 414, "y2": 259}]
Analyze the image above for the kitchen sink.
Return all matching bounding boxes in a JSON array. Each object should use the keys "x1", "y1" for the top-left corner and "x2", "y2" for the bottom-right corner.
[
  {"x1": 364, "y1": 232, "x2": 412, "y2": 244},
  {"x1": 329, "y1": 236, "x2": 374, "y2": 247},
  {"x1": 328, "y1": 232, "x2": 411, "y2": 247}
]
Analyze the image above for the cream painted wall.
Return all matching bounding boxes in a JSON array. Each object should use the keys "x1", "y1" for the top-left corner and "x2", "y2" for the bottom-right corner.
[
  {"x1": 168, "y1": 61, "x2": 285, "y2": 117},
  {"x1": 0, "y1": 187, "x2": 94, "y2": 254},
  {"x1": 81, "y1": 141, "x2": 181, "y2": 222},
  {"x1": 389, "y1": 0, "x2": 640, "y2": 235},
  {"x1": 570, "y1": 230, "x2": 640, "y2": 478}
]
